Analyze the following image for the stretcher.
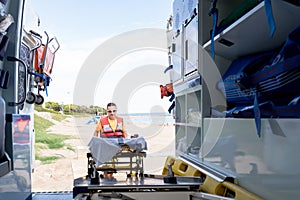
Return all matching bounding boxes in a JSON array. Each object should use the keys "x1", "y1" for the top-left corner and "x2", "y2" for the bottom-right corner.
[
  {"x1": 7, "y1": 29, "x2": 60, "y2": 108},
  {"x1": 73, "y1": 137, "x2": 202, "y2": 199},
  {"x1": 87, "y1": 137, "x2": 147, "y2": 180},
  {"x1": 87, "y1": 146, "x2": 146, "y2": 179}
]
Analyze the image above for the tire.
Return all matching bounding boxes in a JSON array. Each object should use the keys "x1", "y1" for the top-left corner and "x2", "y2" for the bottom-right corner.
[
  {"x1": 35, "y1": 94, "x2": 44, "y2": 105},
  {"x1": 26, "y1": 91, "x2": 36, "y2": 104}
]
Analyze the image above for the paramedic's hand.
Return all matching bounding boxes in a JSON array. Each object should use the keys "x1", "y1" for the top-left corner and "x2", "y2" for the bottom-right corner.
[
  {"x1": 93, "y1": 130, "x2": 99, "y2": 137},
  {"x1": 123, "y1": 132, "x2": 127, "y2": 138}
]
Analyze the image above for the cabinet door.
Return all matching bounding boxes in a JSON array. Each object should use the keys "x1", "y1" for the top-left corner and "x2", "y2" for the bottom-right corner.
[
  {"x1": 186, "y1": 126, "x2": 201, "y2": 157},
  {"x1": 175, "y1": 94, "x2": 186, "y2": 124},
  {"x1": 176, "y1": 124, "x2": 187, "y2": 155},
  {"x1": 187, "y1": 90, "x2": 201, "y2": 125},
  {"x1": 172, "y1": 33, "x2": 183, "y2": 82},
  {"x1": 184, "y1": 15, "x2": 198, "y2": 77}
]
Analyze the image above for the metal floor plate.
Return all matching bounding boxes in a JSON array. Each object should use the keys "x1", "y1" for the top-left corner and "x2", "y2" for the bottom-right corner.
[{"x1": 31, "y1": 191, "x2": 73, "y2": 200}]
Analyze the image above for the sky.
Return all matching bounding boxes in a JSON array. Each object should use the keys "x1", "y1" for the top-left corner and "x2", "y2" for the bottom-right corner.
[{"x1": 26, "y1": 0, "x2": 174, "y2": 113}]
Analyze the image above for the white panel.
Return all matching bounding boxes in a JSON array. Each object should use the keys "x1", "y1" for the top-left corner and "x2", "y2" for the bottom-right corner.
[{"x1": 203, "y1": 118, "x2": 300, "y2": 200}]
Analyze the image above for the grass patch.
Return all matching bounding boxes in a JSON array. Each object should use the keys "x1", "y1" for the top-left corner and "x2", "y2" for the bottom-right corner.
[
  {"x1": 34, "y1": 114, "x2": 54, "y2": 134},
  {"x1": 35, "y1": 105, "x2": 60, "y2": 114},
  {"x1": 35, "y1": 143, "x2": 48, "y2": 150},
  {"x1": 35, "y1": 105, "x2": 69, "y2": 121},
  {"x1": 69, "y1": 112, "x2": 93, "y2": 118},
  {"x1": 36, "y1": 155, "x2": 60, "y2": 164},
  {"x1": 34, "y1": 114, "x2": 73, "y2": 149},
  {"x1": 51, "y1": 113, "x2": 68, "y2": 121},
  {"x1": 34, "y1": 114, "x2": 74, "y2": 164},
  {"x1": 66, "y1": 145, "x2": 75, "y2": 152},
  {"x1": 36, "y1": 133, "x2": 72, "y2": 149}
]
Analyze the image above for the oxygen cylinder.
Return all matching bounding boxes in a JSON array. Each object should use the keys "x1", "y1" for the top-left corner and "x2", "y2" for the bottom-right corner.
[{"x1": 0, "y1": 95, "x2": 5, "y2": 158}]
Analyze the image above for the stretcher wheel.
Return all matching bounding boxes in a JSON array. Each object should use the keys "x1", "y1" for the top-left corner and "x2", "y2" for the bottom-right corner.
[
  {"x1": 26, "y1": 91, "x2": 36, "y2": 104},
  {"x1": 35, "y1": 94, "x2": 44, "y2": 105}
]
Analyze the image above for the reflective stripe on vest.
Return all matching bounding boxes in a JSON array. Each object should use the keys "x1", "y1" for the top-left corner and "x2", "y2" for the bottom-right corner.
[{"x1": 100, "y1": 117, "x2": 123, "y2": 137}]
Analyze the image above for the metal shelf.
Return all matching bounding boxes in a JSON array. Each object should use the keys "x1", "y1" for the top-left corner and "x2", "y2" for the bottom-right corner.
[{"x1": 203, "y1": 1, "x2": 300, "y2": 60}]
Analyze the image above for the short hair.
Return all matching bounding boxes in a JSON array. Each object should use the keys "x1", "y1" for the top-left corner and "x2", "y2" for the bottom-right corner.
[{"x1": 107, "y1": 102, "x2": 117, "y2": 108}]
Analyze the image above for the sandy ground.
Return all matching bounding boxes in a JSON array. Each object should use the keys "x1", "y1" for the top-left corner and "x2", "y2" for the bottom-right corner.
[{"x1": 31, "y1": 113, "x2": 175, "y2": 192}]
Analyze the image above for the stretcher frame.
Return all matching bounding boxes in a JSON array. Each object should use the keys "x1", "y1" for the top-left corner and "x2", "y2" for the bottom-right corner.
[{"x1": 87, "y1": 145, "x2": 146, "y2": 180}]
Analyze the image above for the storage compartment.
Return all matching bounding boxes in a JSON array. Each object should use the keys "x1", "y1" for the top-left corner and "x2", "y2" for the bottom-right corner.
[
  {"x1": 186, "y1": 126, "x2": 201, "y2": 157},
  {"x1": 187, "y1": 90, "x2": 201, "y2": 125},
  {"x1": 175, "y1": 82, "x2": 201, "y2": 157},
  {"x1": 203, "y1": 118, "x2": 300, "y2": 200},
  {"x1": 184, "y1": 14, "x2": 198, "y2": 77},
  {"x1": 175, "y1": 94, "x2": 186, "y2": 124},
  {"x1": 173, "y1": 0, "x2": 184, "y2": 32},
  {"x1": 172, "y1": 32, "x2": 183, "y2": 83},
  {"x1": 203, "y1": 0, "x2": 300, "y2": 60}
]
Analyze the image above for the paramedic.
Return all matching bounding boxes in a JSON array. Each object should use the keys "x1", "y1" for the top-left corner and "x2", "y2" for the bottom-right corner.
[{"x1": 93, "y1": 102, "x2": 127, "y2": 138}]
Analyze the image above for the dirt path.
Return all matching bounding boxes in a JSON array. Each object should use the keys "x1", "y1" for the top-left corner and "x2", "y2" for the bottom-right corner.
[{"x1": 32, "y1": 115, "x2": 91, "y2": 192}]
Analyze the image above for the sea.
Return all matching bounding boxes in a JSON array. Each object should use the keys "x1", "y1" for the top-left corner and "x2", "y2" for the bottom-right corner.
[{"x1": 118, "y1": 112, "x2": 175, "y2": 126}]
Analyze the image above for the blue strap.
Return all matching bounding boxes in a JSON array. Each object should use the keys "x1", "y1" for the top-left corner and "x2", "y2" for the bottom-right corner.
[
  {"x1": 29, "y1": 71, "x2": 51, "y2": 96},
  {"x1": 225, "y1": 97, "x2": 300, "y2": 118},
  {"x1": 208, "y1": 0, "x2": 218, "y2": 60},
  {"x1": 264, "y1": 0, "x2": 276, "y2": 37},
  {"x1": 44, "y1": 77, "x2": 49, "y2": 96},
  {"x1": 29, "y1": 71, "x2": 48, "y2": 80},
  {"x1": 250, "y1": 55, "x2": 300, "y2": 85},
  {"x1": 168, "y1": 101, "x2": 175, "y2": 114},
  {"x1": 211, "y1": 11, "x2": 218, "y2": 59},
  {"x1": 164, "y1": 65, "x2": 173, "y2": 74},
  {"x1": 263, "y1": 104, "x2": 300, "y2": 117},
  {"x1": 169, "y1": 93, "x2": 175, "y2": 102},
  {"x1": 254, "y1": 93, "x2": 261, "y2": 137}
]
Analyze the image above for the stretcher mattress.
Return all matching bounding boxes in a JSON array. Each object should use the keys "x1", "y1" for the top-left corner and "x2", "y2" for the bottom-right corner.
[{"x1": 88, "y1": 136, "x2": 147, "y2": 165}]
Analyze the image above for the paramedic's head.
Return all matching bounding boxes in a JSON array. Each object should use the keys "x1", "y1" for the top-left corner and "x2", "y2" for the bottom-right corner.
[{"x1": 107, "y1": 102, "x2": 117, "y2": 119}]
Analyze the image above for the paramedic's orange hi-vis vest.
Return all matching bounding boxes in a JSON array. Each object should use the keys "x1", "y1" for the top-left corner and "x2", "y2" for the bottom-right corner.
[{"x1": 100, "y1": 116, "x2": 123, "y2": 137}]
